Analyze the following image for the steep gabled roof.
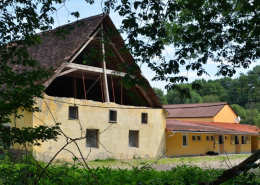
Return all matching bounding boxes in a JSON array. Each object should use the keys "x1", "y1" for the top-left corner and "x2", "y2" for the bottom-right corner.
[
  {"x1": 163, "y1": 102, "x2": 229, "y2": 118},
  {"x1": 166, "y1": 120, "x2": 259, "y2": 134},
  {"x1": 26, "y1": 14, "x2": 162, "y2": 108}
]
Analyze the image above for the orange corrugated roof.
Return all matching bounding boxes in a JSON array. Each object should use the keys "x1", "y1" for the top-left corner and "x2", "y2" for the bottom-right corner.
[
  {"x1": 166, "y1": 120, "x2": 259, "y2": 134},
  {"x1": 163, "y1": 102, "x2": 229, "y2": 118}
]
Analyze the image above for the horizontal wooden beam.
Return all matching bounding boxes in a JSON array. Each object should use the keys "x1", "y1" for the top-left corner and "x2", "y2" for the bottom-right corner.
[
  {"x1": 58, "y1": 68, "x2": 77, "y2": 76},
  {"x1": 67, "y1": 63, "x2": 129, "y2": 77}
]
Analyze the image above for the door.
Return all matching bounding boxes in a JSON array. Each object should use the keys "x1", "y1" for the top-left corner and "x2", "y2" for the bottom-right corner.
[
  {"x1": 219, "y1": 135, "x2": 224, "y2": 154},
  {"x1": 235, "y1": 135, "x2": 241, "y2": 154}
]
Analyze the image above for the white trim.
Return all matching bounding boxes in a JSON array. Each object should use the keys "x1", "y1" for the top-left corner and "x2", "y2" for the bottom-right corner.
[{"x1": 182, "y1": 134, "x2": 188, "y2": 147}]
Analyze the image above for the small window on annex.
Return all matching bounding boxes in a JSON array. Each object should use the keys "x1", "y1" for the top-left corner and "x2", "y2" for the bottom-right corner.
[
  {"x1": 197, "y1": 135, "x2": 201, "y2": 141},
  {"x1": 241, "y1": 135, "x2": 246, "y2": 144},
  {"x1": 129, "y1": 130, "x2": 139, "y2": 147},
  {"x1": 109, "y1": 110, "x2": 117, "y2": 123},
  {"x1": 182, "y1": 134, "x2": 188, "y2": 147},
  {"x1": 210, "y1": 135, "x2": 214, "y2": 141},
  {"x1": 69, "y1": 106, "x2": 78, "y2": 119},
  {"x1": 141, "y1": 113, "x2": 148, "y2": 124},
  {"x1": 86, "y1": 129, "x2": 98, "y2": 148},
  {"x1": 206, "y1": 135, "x2": 210, "y2": 141},
  {"x1": 246, "y1": 136, "x2": 250, "y2": 144},
  {"x1": 192, "y1": 135, "x2": 196, "y2": 141}
]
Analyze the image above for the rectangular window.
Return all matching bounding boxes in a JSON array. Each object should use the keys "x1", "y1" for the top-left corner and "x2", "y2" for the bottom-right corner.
[
  {"x1": 206, "y1": 135, "x2": 210, "y2": 141},
  {"x1": 69, "y1": 106, "x2": 78, "y2": 119},
  {"x1": 235, "y1": 135, "x2": 239, "y2": 144},
  {"x1": 109, "y1": 110, "x2": 117, "y2": 123},
  {"x1": 86, "y1": 129, "x2": 98, "y2": 148},
  {"x1": 141, "y1": 113, "x2": 148, "y2": 124},
  {"x1": 246, "y1": 136, "x2": 250, "y2": 144},
  {"x1": 197, "y1": 135, "x2": 201, "y2": 141},
  {"x1": 192, "y1": 135, "x2": 196, "y2": 141},
  {"x1": 241, "y1": 135, "x2": 246, "y2": 144},
  {"x1": 231, "y1": 135, "x2": 235, "y2": 144},
  {"x1": 225, "y1": 135, "x2": 228, "y2": 140},
  {"x1": 129, "y1": 131, "x2": 139, "y2": 147},
  {"x1": 182, "y1": 134, "x2": 188, "y2": 147},
  {"x1": 210, "y1": 135, "x2": 214, "y2": 141}
]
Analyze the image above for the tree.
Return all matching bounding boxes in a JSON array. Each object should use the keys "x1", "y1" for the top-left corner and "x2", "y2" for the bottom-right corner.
[{"x1": 153, "y1": 88, "x2": 167, "y2": 104}]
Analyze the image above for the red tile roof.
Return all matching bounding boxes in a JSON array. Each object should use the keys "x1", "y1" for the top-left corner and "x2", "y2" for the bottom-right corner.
[
  {"x1": 163, "y1": 102, "x2": 228, "y2": 118},
  {"x1": 166, "y1": 120, "x2": 259, "y2": 134}
]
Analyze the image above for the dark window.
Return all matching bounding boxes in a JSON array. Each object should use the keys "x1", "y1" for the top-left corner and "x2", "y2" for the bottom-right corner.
[
  {"x1": 235, "y1": 135, "x2": 239, "y2": 144},
  {"x1": 183, "y1": 134, "x2": 188, "y2": 146},
  {"x1": 197, "y1": 135, "x2": 201, "y2": 141},
  {"x1": 86, "y1": 129, "x2": 98, "y2": 148},
  {"x1": 219, "y1": 135, "x2": 224, "y2": 144},
  {"x1": 241, "y1": 136, "x2": 246, "y2": 144},
  {"x1": 69, "y1": 106, "x2": 78, "y2": 119},
  {"x1": 141, "y1": 113, "x2": 148, "y2": 124},
  {"x1": 129, "y1": 131, "x2": 139, "y2": 147},
  {"x1": 109, "y1": 110, "x2": 117, "y2": 123},
  {"x1": 206, "y1": 135, "x2": 210, "y2": 141},
  {"x1": 192, "y1": 135, "x2": 196, "y2": 141}
]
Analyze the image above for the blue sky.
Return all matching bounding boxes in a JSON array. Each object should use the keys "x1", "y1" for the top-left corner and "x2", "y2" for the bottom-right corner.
[{"x1": 52, "y1": 0, "x2": 260, "y2": 92}]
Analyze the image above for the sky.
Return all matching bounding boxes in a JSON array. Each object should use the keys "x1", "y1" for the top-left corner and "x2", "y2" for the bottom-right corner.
[{"x1": 51, "y1": 0, "x2": 260, "y2": 93}]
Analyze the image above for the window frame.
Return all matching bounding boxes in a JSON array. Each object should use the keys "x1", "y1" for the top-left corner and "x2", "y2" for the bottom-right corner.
[
  {"x1": 206, "y1": 135, "x2": 210, "y2": 141},
  {"x1": 68, "y1": 106, "x2": 78, "y2": 120},
  {"x1": 182, "y1": 134, "x2": 188, "y2": 147},
  {"x1": 141, "y1": 113, "x2": 148, "y2": 124},
  {"x1": 86, "y1": 129, "x2": 99, "y2": 148},
  {"x1": 129, "y1": 130, "x2": 139, "y2": 148},
  {"x1": 192, "y1": 135, "x2": 196, "y2": 141},
  {"x1": 210, "y1": 135, "x2": 214, "y2": 141},
  {"x1": 241, "y1": 135, "x2": 246, "y2": 144},
  {"x1": 197, "y1": 135, "x2": 201, "y2": 141},
  {"x1": 109, "y1": 110, "x2": 117, "y2": 123}
]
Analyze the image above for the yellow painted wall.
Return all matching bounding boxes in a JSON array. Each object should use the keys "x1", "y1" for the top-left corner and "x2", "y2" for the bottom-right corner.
[
  {"x1": 167, "y1": 117, "x2": 214, "y2": 122},
  {"x1": 33, "y1": 95, "x2": 167, "y2": 161},
  {"x1": 166, "y1": 133, "x2": 251, "y2": 156},
  {"x1": 251, "y1": 136, "x2": 260, "y2": 152},
  {"x1": 7, "y1": 109, "x2": 34, "y2": 150},
  {"x1": 213, "y1": 105, "x2": 238, "y2": 123}
]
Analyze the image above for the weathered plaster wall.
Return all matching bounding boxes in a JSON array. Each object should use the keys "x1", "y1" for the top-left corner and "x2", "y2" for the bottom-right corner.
[
  {"x1": 214, "y1": 105, "x2": 238, "y2": 123},
  {"x1": 33, "y1": 95, "x2": 167, "y2": 161},
  {"x1": 8, "y1": 109, "x2": 33, "y2": 150}
]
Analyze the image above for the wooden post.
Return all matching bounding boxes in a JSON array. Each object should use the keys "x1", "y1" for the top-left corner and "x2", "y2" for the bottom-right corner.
[
  {"x1": 73, "y1": 73, "x2": 77, "y2": 98},
  {"x1": 101, "y1": 23, "x2": 110, "y2": 103}
]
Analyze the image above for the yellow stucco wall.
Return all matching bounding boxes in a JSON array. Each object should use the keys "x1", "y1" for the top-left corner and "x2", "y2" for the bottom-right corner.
[
  {"x1": 166, "y1": 132, "x2": 251, "y2": 156},
  {"x1": 7, "y1": 109, "x2": 34, "y2": 150},
  {"x1": 213, "y1": 105, "x2": 238, "y2": 123},
  {"x1": 33, "y1": 95, "x2": 167, "y2": 161},
  {"x1": 167, "y1": 117, "x2": 214, "y2": 122}
]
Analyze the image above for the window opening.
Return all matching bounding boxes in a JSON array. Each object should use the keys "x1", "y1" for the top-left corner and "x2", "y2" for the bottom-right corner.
[
  {"x1": 241, "y1": 136, "x2": 246, "y2": 144},
  {"x1": 219, "y1": 135, "x2": 224, "y2": 144},
  {"x1": 129, "y1": 130, "x2": 139, "y2": 147},
  {"x1": 246, "y1": 136, "x2": 250, "y2": 144},
  {"x1": 206, "y1": 135, "x2": 210, "y2": 141},
  {"x1": 141, "y1": 113, "x2": 148, "y2": 124},
  {"x1": 235, "y1": 135, "x2": 239, "y2": 144},
  {"x1": 192, "y1": 135, "x2": 196, "y2": 141},
  {"x1": 86, "y1": 129, "x2": 98, "y2": 148},
  {"x1": 197, "y1": 135, "x2": 201, "y2": 141},
  {"x1": 109, "y1": 110, "x2": 117, "y2": 123},
  {"x1": 69, "y1": 106, "x2": 78, "y2": 119},
  {"x1": 182, "y1": 134, "x2": 188, "y2": 147},
  {"x1": 210, "y1": 135, "x2": 214, "y2": 141}
]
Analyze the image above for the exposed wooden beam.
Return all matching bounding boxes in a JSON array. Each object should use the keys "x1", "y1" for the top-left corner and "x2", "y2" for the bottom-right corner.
[
  {"x1": 68, "y1": 28, "x2": 100, "y2": 63},
  {"x1": 58, "y1": 69, "x2": 77, "y2": 76},
  {"x1": 101, "y1": 23, "x2": 110, "y2": 103},
  {"x1": 66, "y1": 63, "x2": 128, "y2": 77},
  {"x1": 136, "y1": 85, "x2": 154, "y2": 107}
]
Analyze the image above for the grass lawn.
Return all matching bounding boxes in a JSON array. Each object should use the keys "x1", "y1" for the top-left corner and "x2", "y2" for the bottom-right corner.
[{"x1": 84, "y1": 154, "x2": 251, "y2": 168}]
